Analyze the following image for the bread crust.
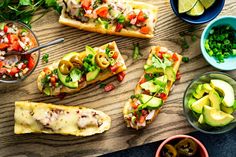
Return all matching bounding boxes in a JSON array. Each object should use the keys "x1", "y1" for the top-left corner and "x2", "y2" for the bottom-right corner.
[
  {"x1": 123, "y1": 46, "x2": 182, "y2": 130},
  {"x1": 59, "y1": 1, "x2": 158, "y2": 38},
  {"x1": 37, "y1": 41, "x2": 126, "y2": 96}
]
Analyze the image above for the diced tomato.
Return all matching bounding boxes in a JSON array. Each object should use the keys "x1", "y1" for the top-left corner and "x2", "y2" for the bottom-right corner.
[
  {"x1": 3, "y1": 25, "x2": 8, "y2": 33},
  {"x1": 7, "y1": 34, "x2": 21, "y2": 51},
  {"x1": 50, "y1": 76, "x2": 57, "y2": 86},
  {"x1": 127, "y1": 12, "x2": 136, "y2": 20},
  {"x1": 157, "y1": 51, "x2": 165, "y2": 59},
  {"x1": 139, "y1": 115, "x2": 145, "y2": 123},
  {"x1": 9, "y1": 67, "x2": 19, "y2": 76},
  {"x1": 26, "y1": 55, "x2": 35, "y2": 70},
  {"x1": 0, "y1": 61, "x2": 4, "y2": 68},
  {"x1": 110, "y1": 62, "x2": 120, "y2": 73},
  {"x1": 172, "y1": 53, "x2": 179, "y2": 61},
  {"x1": 96, "y1": 6, "x2": 108, "y2": 18},
  {"x1": 141, "y1": 110, "x2": 148, "y2": 116},
  {"x1": 7, "y1": 34, "x2": 18, "y2": 43},
  {"x1": 115, "y1": 23, "x2": 123, "y2": 32},
  {"x1": 112, "y1": 51, "x2": 118, "y2": 59},
  {"x1": 10, "y1": 42, "x2": 21, "y2": 51},
  {"x1": 159, "y1": 93, "x2": 167, "y2": 101},
  {"x1": 81, "y1": 0, "x2": 92, "y2": 10},
  {"x1": 131, "y1": 102, "x2": 137, "y2": 109},
  {"x1": 43, "y1": 67, "x2": 51, "y2": 75},
  {"x1": 139, "y1": 77, "x2": 146, "y2": 84},
  {"x1": 0, "y1": 43, "x2": 8, "y2": 50},
  {"x1": 176, "y1": 71, "x2": 181, "y2": 80},
  {"x1": 137, "y1": 11, "x2": 147, "y2": 23},
  {"x1": 0, "y1": 68, "x2": 7, "y2": 75},
  {"x1": 21, "y1": 64, "x2": 27, "y2": 69},
  {"x1": 140, "y1": 26, "x2": 150, "y2": 34},
  {"x1": 104, "y1": 83, "x2": 115, "y2": 92},
  {"x1": 117, "y1": 71, "x2": 126, "y2": 82}
]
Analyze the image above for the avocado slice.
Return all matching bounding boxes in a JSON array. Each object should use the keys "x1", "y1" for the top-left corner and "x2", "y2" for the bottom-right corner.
[
  {"x1": 140, "y1": 80, "x2": 161, "y2": 93},
  {"x1": 203, "y1": 105, "x2": 234, "y2": 127},
  {"x1": 192, "y1": 84, "x2": 205, "y2": 99},
  {"x1": 86, "y1": 68, "x2": 100, "y2": 81},
  {"x1": 210, "y1": 79, "x2": 235, "y2": 107},
  {"x1": 209, "y1": 90, "x2": 221, "y2": 110},
  {"x1": 188, "y1": 96, "x2": 197, "y2": 108},
  {"x1": 191, "y1": 95, "x2": 210, "y2": 114},
  {"x1": 202, "y1": 83, "x2": 213, "y2": 93},
  {"x1": 57, "y1": 69, "x2": 78, "y2": 88},
  {"x1": 138, "y1": 94, "x2": 163, "y2": 110},
  {"x1": 43, "y1": 87, "x2": 51, "y2": 96},
  {"x1": 198, "y1": 114, "x2": 205, "y2": 124},
  {"x1": 144, "y1": 65, "x2": 163, "y2": 74},
  {"x1": 221, "y1": 105, "x2": 235, "y2": 114},
  {"x1": 153, "y1": 75, "x2": 168, "y2": 87},
  {"x1": 165, "y1": 66, "x2": 176, "y2": 82},
  {"x1": 62, "y1": 52, "x2": 79, "y2": 60}
]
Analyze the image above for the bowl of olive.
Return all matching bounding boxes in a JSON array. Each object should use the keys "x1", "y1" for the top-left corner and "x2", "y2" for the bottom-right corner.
[{"x1": 155, "y1": 135, "x2": 208, "y2": 157}]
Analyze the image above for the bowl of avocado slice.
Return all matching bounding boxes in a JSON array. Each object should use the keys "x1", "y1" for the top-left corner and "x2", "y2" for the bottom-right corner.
[{"x1": 183, "y1": 72, "x2": 236, "y2": 134}]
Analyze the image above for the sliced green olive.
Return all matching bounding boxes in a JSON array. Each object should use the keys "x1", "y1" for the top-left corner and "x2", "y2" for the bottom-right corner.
[
  {"x1": 161, "y1": 144, "x2": 177, "y2": 157},
  {"x1": 58, "y1": 60, "x2": 74, "y2": 75},
  {"x1": 175, "y1": 138, "x2": 198, "y2": 156},
  {"x1": 95, "y1": 52, "x2": 110, "y2": 69},
  {"x1": 70, "y1": 55, "x2": 83, "y2": 68}
]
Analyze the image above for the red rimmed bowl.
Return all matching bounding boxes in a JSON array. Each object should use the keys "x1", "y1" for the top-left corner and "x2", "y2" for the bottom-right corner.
[{"x1": 155, "y1": 135, "x2": 209, "y2": 157}]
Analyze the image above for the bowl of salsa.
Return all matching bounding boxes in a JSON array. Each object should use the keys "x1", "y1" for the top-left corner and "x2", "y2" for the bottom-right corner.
[{"x1": 0, "y1": 21, "x2": 40, "y2": 83}]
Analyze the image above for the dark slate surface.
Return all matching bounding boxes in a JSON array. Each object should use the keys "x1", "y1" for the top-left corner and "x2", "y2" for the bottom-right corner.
[{"x1": 101, "y1": 128, "x2": 236, "y2": 157}]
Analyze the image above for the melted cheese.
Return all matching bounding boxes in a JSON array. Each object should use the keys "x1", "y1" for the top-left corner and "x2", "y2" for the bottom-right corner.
[{"x1": 14, "y1": 101, "x2": 111, "y2": 136}]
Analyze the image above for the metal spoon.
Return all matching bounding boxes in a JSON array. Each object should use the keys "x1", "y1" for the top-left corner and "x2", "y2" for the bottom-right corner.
[{"x1": 4, "y1": 38, "x2": 64, "y2": 56}]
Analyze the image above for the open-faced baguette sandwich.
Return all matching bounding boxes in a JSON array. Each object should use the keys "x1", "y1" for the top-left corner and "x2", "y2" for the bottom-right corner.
[
  {"x1": 57, "y1": 0, "x2": 158, "y2": 38},
  {"x1": 37, "y1": 41, "x2": 126, "y2": 96},
  {"x1": 14, "y1": 101, "x2": 111, "y2": 136},
  {"x1": 123, "y1": 46, "x2": 182, "y2": 130}
]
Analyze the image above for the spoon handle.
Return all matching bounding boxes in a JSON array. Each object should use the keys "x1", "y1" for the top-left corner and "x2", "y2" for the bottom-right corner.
[{"x1": 23, "y1": 38, "x2": 64, "y2": 55}]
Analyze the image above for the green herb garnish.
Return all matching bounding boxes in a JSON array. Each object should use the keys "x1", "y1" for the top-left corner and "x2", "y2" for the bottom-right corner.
[
  {"x1": 0, "y1": 0, "x2": 61, "y2": 27},
  {"x1": 42, "y1": 53, "x2": 49, "y2": 63},
  {"x1": 182, "y1": 57, "x2": 189, "y2": 63},
  {"x1": 133, "y1": 43, "x2": 142, "y2": 60},
  {"x1": 99, "y1": 83, "x2": 106, "y2": 88}
]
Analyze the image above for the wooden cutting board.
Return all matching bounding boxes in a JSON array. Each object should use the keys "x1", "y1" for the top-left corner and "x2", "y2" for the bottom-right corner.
[{"x1": 0, "y1": 0, "x2": 235, "y2": 156}]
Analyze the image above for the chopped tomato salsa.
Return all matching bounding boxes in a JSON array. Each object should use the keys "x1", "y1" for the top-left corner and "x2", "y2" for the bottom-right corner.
[{"x1": 0, "y1": 22, "x2": 37, "y2": 80}]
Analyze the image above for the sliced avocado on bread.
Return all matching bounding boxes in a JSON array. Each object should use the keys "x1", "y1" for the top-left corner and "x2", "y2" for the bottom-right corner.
[{"x1": 138, "y1": 94, "x2": 163, "y2": 110}]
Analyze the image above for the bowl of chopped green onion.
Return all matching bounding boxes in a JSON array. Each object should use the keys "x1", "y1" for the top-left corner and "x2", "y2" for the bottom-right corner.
[{"x1": 201, "y1": 16, "x2": 236, "y2": 71}]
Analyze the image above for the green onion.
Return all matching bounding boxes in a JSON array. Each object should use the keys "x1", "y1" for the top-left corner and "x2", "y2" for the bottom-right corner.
[
  {"x1": 42, "y1": 53, "x2": 49, "y2": 63},
  {"x1": 133, "y1": 43, "x2": 142, "y2": 60},
  {"x1": 144, "y1": 74, "x2": 152, "y2": 81},
  {"x1": 182, "y1": 57, "x2": 189, "y2": 63},
  {"x1": 204, "y1": 25, "x2": 236, "y2": 63},
  {"x1": 99, "y1": 83, "x2": 106, "y2": 88},
  {"x1": 191, "y1": 35, "x2": 197, "y2": 42},
  {"x1": 117, "y1": 14, "x2": 125, "y2": 23}
]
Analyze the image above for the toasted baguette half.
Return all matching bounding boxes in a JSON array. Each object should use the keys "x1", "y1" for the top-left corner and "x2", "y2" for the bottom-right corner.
[
  {"x1": 123, "y1": 46, "x2": 182, "y2": 130},
  {"x1": 37, "y1": 41, "x2": 126, "y2": 96},
  {"x1": 58, "y1": 0, "x2": 158, "y2": 38},
  {"x1": 14, "y1": 101, "x2": 111, "y2": 136}
]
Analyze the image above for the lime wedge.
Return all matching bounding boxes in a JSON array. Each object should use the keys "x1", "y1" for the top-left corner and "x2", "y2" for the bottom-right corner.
[
  {"x1": 199, "y1": 0, "x2": 216, "y2": 9},
  {"x1": 187, "y1": 1, "x2": 205, "y2": 16},
  {"x1": 178, "y1": 0, "x2": 198, "y2": 13}
]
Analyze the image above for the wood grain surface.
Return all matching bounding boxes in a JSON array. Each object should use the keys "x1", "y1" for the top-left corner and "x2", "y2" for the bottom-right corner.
[{"x1": 0, "y1": 0, "x2": 236, "y2": 156}]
